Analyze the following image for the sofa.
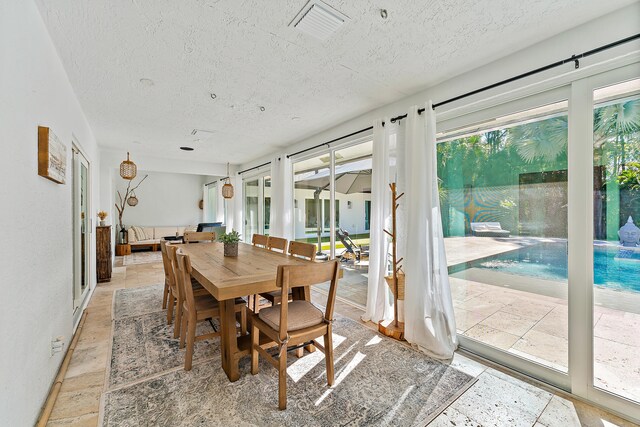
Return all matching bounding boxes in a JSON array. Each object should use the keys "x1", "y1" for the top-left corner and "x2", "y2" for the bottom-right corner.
[
  {"x1": 127, "y1": 226, "x2": 197, "y2": 251},
  {"x1": 470, "y1": 222, "x2": 510, "y2": 237}
]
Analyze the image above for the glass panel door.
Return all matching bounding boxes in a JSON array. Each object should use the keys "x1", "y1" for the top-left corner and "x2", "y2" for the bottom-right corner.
[
  {"x1": 243, "y1": 179, "x2": 259, "y2": 241},
  {"x1": 332, "y1": 141, "x2": 373, "y2": 307},
  {"x1": 73, "y1": 148, "x2": 90, "y2": 320},
  {"x1": 263, "y1": 176, "x2": 271, "y2": 236},
  {"x1": 293, "y1": 153, "x2": 331, "y2": 260},
  {"x1": 438, "y1": 96, "x2": 570, "y2": 380},
  {"x1": 592, "y1": 78, "x2": 640, "y2": 404}
]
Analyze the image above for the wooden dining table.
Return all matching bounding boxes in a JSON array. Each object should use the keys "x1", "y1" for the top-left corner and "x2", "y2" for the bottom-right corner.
[{"x1": 175, "y1": 241, "x2": 316, "y2": 382}]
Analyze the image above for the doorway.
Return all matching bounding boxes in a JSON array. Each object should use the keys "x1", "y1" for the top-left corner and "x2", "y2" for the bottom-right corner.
[{"x1": 73, "y1": 147, "x2": 91, "y2": 324}]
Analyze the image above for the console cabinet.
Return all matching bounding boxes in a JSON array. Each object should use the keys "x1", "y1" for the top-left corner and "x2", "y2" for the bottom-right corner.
[{"x1": 96, "y1": 226, "x2": 112, "y2": 282}]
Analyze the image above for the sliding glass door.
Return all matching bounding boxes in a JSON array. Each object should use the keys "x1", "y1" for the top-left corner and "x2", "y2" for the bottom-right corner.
[
  {"x1": 590, "y1": 77, "x2": 640, "y2": 407},
  {"x1": 437, "y1": 89, "x2": 571, "y2": 382},
  {"x1": 292, "y1": 138, "x2": 373, "y2": 308},
  {"x1": 243, "y1": 173, "x2": 271, "y2": 242},
  {"x1": 436, "y1": 64, "x2": 640, "y2": 420},
  {"x1": 72, "y1": 147, "x2": 91, "y2": 323}
]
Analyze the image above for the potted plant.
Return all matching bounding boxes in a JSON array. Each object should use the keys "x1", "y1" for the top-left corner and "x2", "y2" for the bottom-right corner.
[
  {"x1": 97, "y1": 211, "x2": 108, "y2": 226},
  {"x1": 219, "y1": 229, "x2": 241, "y2": 257}
]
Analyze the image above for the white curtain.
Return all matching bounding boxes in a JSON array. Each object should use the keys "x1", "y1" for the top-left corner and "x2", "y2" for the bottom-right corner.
[
  {"x1": 269, "y1": 156, "x2": 294, "y2": 240},
  {"x1": 216, "y1": 182, "x2": 225, "y2": 224},
  {"x1": 402, "y1": 102, "x2": 457, "y2": 359},
  {"x1": 363, "y1": 119, "x2": 394, "y2": 324}
]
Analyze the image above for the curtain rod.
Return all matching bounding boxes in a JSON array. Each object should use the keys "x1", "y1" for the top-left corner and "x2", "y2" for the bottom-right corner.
[
  {"x1": 286, "y1": 126, "x2": 374, "y2": 158},
  {"x1": 238, "y1": 158, "x2": 281, "y2": 175},
  {"x1": 385, "y1": 33, "x2": 640, "y2": 123},
  {"x1": 277, "y1": 34, "x2": 638, "y2": 162}
]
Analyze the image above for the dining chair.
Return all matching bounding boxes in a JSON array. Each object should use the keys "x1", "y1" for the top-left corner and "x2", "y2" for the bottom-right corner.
[
  {"x1": 256, "y1": 240, "x2": 317, "y2": 310},
  {"x1": 266, "y1": 236, "x2": 288, "y2": 253},
  {"x1": 184, "y1": 231, "x2": 216, "y2": 243},
  {"x1": 288, "y1": 241, "x2": 317, "y2": 261},
  {"x1": 250, "y1": 260, "x2": 340, "y2": 410},
  {"x1": 164, "y1": 243, "x2": 208, "y2": 336},
  {"x1": 252, "y1": 233, "x2": 269, "y2": 248}
]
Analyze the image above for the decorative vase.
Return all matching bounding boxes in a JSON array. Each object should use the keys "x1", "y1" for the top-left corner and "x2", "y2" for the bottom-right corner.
[
  {"x1": 224, "y1": 242, "x2": 238, "y2": 257},
  {"x1": 100, "y1": 220, "x2": 106, "y2": 226}
]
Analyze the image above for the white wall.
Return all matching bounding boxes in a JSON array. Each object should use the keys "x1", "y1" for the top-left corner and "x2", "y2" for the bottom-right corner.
[
  {"x1": 113, "y1": 171, "x2": 214, "y2": 228},
  {"x1": 0, "y1": 1, "x2": 100, "y2": 425}
]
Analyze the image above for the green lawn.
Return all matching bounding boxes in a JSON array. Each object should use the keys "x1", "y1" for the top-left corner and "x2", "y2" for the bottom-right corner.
[{"x1": 297, "y1": 233, "x2": 370, "y2": 251}]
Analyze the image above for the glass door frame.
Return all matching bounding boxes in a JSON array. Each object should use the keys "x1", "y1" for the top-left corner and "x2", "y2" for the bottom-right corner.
[
  {"x1": 242, "y1": 169, "x2": 270, "y2": 242},
  {"x1": 290, "y1": 134, "x2": 373, "y2": 260},
  {"x1": 72, "y1": 145, "x2": 91, "y2": 325},
  {"x1": 568, "y1": 63, "x2": 640, "y2": 422},
  {"x1": 438, "y1": 85, "x2": 573, "y2": 392},
  {"x1": 437, "y1": 62, "x2": 640, "y2": 422}
]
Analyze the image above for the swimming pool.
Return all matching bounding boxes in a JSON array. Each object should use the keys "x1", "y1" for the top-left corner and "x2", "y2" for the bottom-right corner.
[{"x1": 469, "y1": 242, "x2": 640, "y2": 293}]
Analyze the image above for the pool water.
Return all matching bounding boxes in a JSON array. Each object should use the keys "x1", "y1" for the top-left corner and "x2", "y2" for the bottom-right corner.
[{"x1": 471, "y1": 242, "x2": 640, "y2": 293}]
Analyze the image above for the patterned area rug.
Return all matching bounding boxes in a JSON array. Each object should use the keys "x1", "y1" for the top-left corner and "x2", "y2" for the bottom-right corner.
[
  {"x1": 102, "y1": 285, "x2": 476, "y2": 426},
  {"x1": 122, "y1": 251, "x2": 163, "y2": 266}
]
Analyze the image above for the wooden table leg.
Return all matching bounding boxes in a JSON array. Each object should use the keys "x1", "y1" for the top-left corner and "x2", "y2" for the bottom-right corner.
[{"x1": 219, "y1": 298, "x2": 240, "y2": 381}]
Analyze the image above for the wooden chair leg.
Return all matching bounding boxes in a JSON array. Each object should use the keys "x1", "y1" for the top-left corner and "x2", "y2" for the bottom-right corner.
[
  {"x1": 324, "y1": 327, "x2": 334, "y2": 386},
  {"x1": 240, "y1": 306, "x2": 247, "y2": 336},
  {"x1": 184, "y1": 316, "x2": 196, "y2": 371},
  {"x1": 166, "y1": 291, "x2": 174, "y2": 325},
  {"x1": 278, "y1": 346, "x2": 287, "y2": 410},
  {"x1": 162, "y1": 282, "x2": 169, "y2": 309},
  {"x1": 174, "y1": 295, "x2": 183, "y2": 339},
  {"x1": 252, "y1": 295, "x2": 260, "y2": 313},
  {"x1": 250, "y1": 323, "x2": 259, "y2": 375},
  {"x1": 179, "y1": 312, "x2": 188, "y2": 349}
]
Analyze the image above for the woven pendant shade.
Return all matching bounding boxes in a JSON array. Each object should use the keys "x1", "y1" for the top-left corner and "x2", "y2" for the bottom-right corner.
[
  {"x1": 222, "y1": 162, "x2": 234, "y2": 199},
  {"x1": 222, "y1": 181, "x2": 234, "y2": 199},
  {"x1": 120, "y1": 152, "x2": 137, "y2": 180}
]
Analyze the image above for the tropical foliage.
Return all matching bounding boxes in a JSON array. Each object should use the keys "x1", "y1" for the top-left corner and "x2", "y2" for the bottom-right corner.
[{"x1": 437, "y1": 98, "x2": 640, "y2": 238}]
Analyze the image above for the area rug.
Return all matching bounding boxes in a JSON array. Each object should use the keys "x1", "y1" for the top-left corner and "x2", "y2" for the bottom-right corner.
[
  {"x1": 122, "y1": 251, "x2": 163, "y2": 266},
  {"x1": 112, "y1": 284, "x2": 165, "y2": 320},
  {"x1": 102, "y1": 285, "x2": 476, "y2": 426}
]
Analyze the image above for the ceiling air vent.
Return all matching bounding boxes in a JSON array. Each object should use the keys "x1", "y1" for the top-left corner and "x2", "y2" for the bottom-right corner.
[
  {"x1": 289, "y1": 1, "x2": 349, "y2": 42},
  {"x1": 190, "y1": 129, "x2": 216, "y2": 136}
]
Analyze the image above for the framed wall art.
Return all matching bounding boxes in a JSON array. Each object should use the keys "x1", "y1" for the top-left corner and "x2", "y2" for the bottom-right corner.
[{"x1": 38, "y1": 126, "x2": 67, "y2": 184}]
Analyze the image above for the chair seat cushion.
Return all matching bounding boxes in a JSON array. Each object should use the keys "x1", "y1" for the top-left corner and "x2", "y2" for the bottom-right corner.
[{"x1": 258, "y1": 301, "x2": 324, "y2": 332}]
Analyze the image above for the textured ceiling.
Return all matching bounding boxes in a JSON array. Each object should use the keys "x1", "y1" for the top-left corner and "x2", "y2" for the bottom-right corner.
[{"x1": 36, "y1": 0, "x2": 634, "y2": 164}]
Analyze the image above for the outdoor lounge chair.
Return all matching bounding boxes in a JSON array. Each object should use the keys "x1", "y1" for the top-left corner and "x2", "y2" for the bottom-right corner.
[
  {"x1": 470, "y1": 222, "x2": 510, "y2": 237},
  {"x1": 336, "y1": 228, "x2": 369, "y2": 262}
]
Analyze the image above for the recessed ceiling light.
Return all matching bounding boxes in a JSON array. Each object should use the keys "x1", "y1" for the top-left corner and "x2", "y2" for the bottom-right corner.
[
  {"x1": 180, "y1": 146, "x2": 194, "y2": 151},
  {"x1": 380, "y1": 9, "x2": 388, "y2": 19},
  {"x1": 139, "y1": 78, "x2": 155, "y2": 86},
  {"x1": 259, "y1": 106, "x2": 266, "y2": 112},
  {"x1": 290, "y1": 0, "x2": 350, "y2": 42},
  {"x1": 210, "y1": 93, "x2": 217, "y2": 100},
  {"x1": 292, "y1": 116, "x2": 301, "y2": 121}
]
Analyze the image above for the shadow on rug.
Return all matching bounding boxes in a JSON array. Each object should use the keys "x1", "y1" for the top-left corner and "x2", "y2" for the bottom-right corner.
[{"x1": 104, "y1": 287, "x2": 476, "y2": 426}]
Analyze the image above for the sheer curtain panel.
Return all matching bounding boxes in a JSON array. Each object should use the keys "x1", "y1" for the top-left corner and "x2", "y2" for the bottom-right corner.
[
  {"x1": 363, "y1": 119, "x2": 394, "y2": 323},
  {"x1": 402, "y1": 103, "x2": 457, "y2": 359}
]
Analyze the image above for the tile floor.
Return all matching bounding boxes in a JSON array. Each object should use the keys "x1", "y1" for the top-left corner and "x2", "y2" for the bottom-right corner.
[{"x1": 45, "y1": 257, "x2": 638, "y2": 426}]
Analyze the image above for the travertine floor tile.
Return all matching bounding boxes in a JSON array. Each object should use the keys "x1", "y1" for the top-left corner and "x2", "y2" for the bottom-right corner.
[{"x1": 465, "y1": 324, "x2": 519, "y2": 350}]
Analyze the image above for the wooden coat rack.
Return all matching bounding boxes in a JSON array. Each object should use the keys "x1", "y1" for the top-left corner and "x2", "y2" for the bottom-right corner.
[{"x1": 378, "y1": 182, "x2": 405, "y2": 340}]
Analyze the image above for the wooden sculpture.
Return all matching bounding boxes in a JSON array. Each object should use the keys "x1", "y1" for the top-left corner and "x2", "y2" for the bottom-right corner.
[{"x1": 378, "y1": 182, "x2": 405, "y2": 340}]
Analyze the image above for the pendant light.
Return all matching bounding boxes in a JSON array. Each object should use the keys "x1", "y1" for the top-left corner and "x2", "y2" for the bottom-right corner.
[
  {"x1": 119, "y1": 152, "x2": 137, "y2": 180},
  {"x1": 222, "y1": 162, "x2": 234, "y2": 199}
]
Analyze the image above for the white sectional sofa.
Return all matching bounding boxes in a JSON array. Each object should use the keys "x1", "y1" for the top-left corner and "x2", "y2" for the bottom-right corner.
[{"x1": 127, "y1": 226, "x2": 197, "y2": 251}]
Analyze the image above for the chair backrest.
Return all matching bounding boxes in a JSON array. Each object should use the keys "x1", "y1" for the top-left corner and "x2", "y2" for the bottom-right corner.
[
  {"x1": 267, "y1": 236, "x2": 288, "y2": 253},
  {"x1": 288, "y1": 241, "x2": 316, "y2": 261},
  {"x1": 275, "y1": 260, "x2": 340, "y2": 340},
  {"x1": 175, "y1": 251, "x2": 196, "y2": 314},
  {"x1": 184, "y1": 231, "x2": 216, "y2": 243},
  {"x1": 160, "y1": 240, "x2": 173, "y2": 285},
  {"x1": 252, "y1": 233, "x2": 269, "y2": 248},
  {"x1": 165, "y1": 244, "x2": 182, "y2": 300}
]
